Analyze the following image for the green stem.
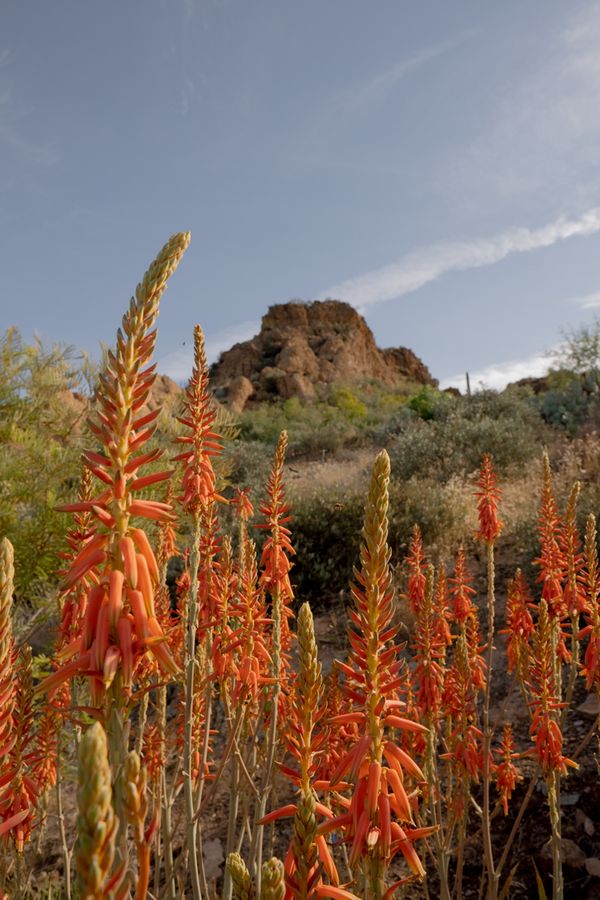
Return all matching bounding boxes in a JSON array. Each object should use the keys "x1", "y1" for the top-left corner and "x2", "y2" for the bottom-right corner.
[
  {"x1": 222, "y1": 737, "x2": 241, "y2": 900},
  {"x1": 482, "y1": 540, "x2": 497, "y2": 900},
  {"x1": 496, "y1": 775, "x2": 536, "y2": 886},
  {"x1": 56, "y1": 736, "x2": 72, "y2": 900},
  {"x1": 183, "y1": 514, "x2": 203, "y2": 900},
  {"x1": 425, "y1": 715, "x2": 450, "y2": 900},
  {"x1": 106, "y1": 703, "x2": 131, "y2": 878},
  {"x1": 250, "y1": 584, "x2": 281, "y2": 892},
  {"x1": 548, "y1": 771, "x2": 563, "y2": 900},
  {"x1": 135, "y1": 691, "x2": 149, "y2": 756},
  {"x1": 161, "y1": 764, "x2": 176, "y2": 900}
]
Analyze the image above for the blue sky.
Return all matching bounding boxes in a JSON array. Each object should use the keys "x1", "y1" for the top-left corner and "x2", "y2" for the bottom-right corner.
[{"x1": 3, "y1": 1, "x2": 600, "y2": 389}]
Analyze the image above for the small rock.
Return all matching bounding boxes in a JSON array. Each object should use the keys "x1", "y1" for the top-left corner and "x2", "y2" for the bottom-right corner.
[
  {"x1": 202, "y1": 837, "x2": 224, "y2": 882},
  {"x1": 576, "y1": 808, "x2": 596, "y2": 836},
  {"x1": 542, "y1": 838, "x2": 586, "y2": 868},
  {"x1": 577, "y1": 694, "x2": 600, "y2": 718},
  {"x1": 585, "y1": 858, "x2": 600, "y2": 878},
  {"x1": 560, "y1": 792, "x2": 581, "y2": 806}
]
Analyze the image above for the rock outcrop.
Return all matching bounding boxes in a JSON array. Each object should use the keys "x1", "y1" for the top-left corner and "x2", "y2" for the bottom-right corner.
[
  {"x1": 210, "y1": 300, "x2": 436, "y2": 411},
  {"x1": 146, "y1": 374, "x2": 185, "y2": 410}
]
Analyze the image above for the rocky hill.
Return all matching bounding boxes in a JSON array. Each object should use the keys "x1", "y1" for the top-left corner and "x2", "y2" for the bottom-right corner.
[{"x1": 209, "y1": 300, "x2": 436, "y2": 412}]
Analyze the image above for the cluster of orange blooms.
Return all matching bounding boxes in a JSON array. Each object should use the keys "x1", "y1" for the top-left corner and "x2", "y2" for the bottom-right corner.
[{"x1": 0, "y1": 234, "x2": 598, "y2": 900}]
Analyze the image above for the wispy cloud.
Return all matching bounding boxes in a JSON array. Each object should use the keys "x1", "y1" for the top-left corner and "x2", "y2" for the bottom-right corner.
[
  {"x1": 569, "y1": 289, "x2": 600, "y2": 309},
  {"x1": 157, "y1": 320, "x2": 259, "y2": 382},
  {"x1": 287, "y1": 29, "x2": 475, "y2": 170},
  {"x1": 0, "y1": 58, "x2": 60, "y2": 170},
  {"x1": 337, "y1": 31, "x2": 476, "y2": 116},
  {"x1": 458, "y1": 4, "x2": 600, "y2": 203},
  {"x1": 441, "y1": 347, "x2": 559, "y2": 392},
  {"x1": 320, "y1": 207, "x2": 600, "y2": 309}
]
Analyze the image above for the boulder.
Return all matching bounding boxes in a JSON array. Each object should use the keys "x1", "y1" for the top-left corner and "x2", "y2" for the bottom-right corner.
[
  {"x1": 227, "y1": 375, "x2": 254, "y2": 413},
  {"x1": 277, "y1": 372, "x2": 316, "y2": 401},
  {"x1": 210, "y1": 300, "x2": 437, "y2": 406}
]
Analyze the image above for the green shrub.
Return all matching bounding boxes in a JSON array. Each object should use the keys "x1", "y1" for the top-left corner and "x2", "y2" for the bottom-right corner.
[
  {"x1": 239, "y1": 398, "x2": 359, "y2": 457},
  {"x1": 536, "y1": 372, "x2": 600, "y2": 434},
  {"x1": 389, "y1": 390, "x2": 544, "y2": 481},
  {"x1": 238, "y1": 381, "x2": 430, "y2": 458},
  {"x1": 0, "y1": 328, "x2": 95, "y2": 598},
  {"x1": 291, "y1": 490, "x2": 365, "y2": 600},
  {"x1": 329, "y1": 384, "x2": 368, "y2": 421},
  {"x1": 289, "y1": 476, "x2": 470, "y2": 603},
  {"x1": 407, "y1": 385, "x2": 449, "y2": 420}
]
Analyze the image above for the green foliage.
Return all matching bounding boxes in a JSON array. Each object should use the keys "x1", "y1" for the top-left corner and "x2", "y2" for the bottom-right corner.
[
  {"x1": 290, "y1": 477, "x2": 469, "y2": 601},
  {"x1": 389, "y1": 389, "x2": 544, "y2": 480},
  {"x1": 553, "y1": 315, "x2": 600, "y2": 375},
  {"x1": 290, "y1": 490, "x2": 364, "y2": 599},
  {"x1": 535, "y1": 370, "x2": 600, "y2": 434},
  {"x1": 407, "y1": 385, "x2": 449, "y2": 420},
  {"x1": 0, "y1": 328, "x2": 94, "y2": 598},
  {"x1": 537, "y1": 316, "x2": 600, "y2": 433},
  {"x1": 238, "y1": 381, "x2": 417, "y2": 457},
  {"x1": 329, "y1": 384, "x2": 368, "y2": 420},
  {"x1": 239, "y1": 398, "x2": 360, "y2": 456}
]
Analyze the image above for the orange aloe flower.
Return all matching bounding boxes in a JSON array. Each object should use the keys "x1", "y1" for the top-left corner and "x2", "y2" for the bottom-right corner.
[
  {"x1": 494, "y1": 724, "x2": 521, "y2": 816},
  {"x1": 0, "y1": 647, "x2": 39, "y2": 852},
  {"x1": 433, "y1": 565, "x2": 452, "y2": 649},
  {"x1": 441, "y1": 633, "x2": 485, "y2": 789},
  {"x1": 580, "y1": 514, "x2": 600, "y2": 691},
  {"x1": 526, "y1": 600, "x2": 576, "y2": 776},
  {"x1": 561, "y1": 482, "x2": 587, "y2": 616},
  {"x1": 224, "y1": 536, "x2": 273, "y2": 706},
  {"x1": 232, "y1": 486, "x2": 254, "y2": 525},
  {"x1": 475, "y1": 453, "x2": 503, "y2": 544},
  {"x1": 412, "y1": 565, "x2": 446, "y2": 719},
  {"x1": 500, "y1": 569, "x2": 534, "y2": 679},
  {"x1": 448, "y1": 545, "x2": 476, "y2": 624},
  {"x1": 405, "y1": 525, "x2": 426, "y2": 614},
  {"x1": 326, "y1": 452, "x2": 431, "y2": 895},
  {"x1": 534, "y1": 454, "x2": 566, "y2": 619},
  {"x1": 0, "y1": 539, "x2": 16, "y2": 774},
  {"x1": 258, "y1": 431, "x2": 295, "y2": 711},
  {"x1": 38, "y1": 233, "x2": 190, "y2": 708},
  {"x1": 174, "y1": 327, "x2": 224, "y2": 516},
  {"x1": 261, "y1": 603, "x2": 353, "y2": 899}
]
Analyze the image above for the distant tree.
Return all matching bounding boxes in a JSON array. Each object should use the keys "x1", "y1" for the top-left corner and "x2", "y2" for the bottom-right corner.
[
  {"x1": 552, "y1": 315, "x2": 600, "y2": 377},
  {"x1": 0, "y1": 328, "x2": 95, "y2": 601}
]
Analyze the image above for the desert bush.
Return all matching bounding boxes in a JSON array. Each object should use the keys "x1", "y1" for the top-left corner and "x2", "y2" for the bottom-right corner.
[
  {"x1": 328, "y1": 383, "x2": 368, "y2": 420},
  {"x1": 0, "y1": 328, "x2": 94, "y2": 598},
  {"x1": 290, "y1": 489, "x2": 364, "y2": 599},
  {"x1": 239, "y1": 397, "x2": 360, "y2": 456},
  {"x1": 536, "y1": 370, "x2": 600, "y2": 433},
  {"x1": 291, "y1": 477, "x2": 470, "y2": 600},
  {"x1": 238, "y1": 381, "x2": 419, "y2": 457},
  {"x1": 406, "y1": 384, "x2": 451, "y2": 420},
  {"x1": 389, "y1": 389, "x2": 544, "y2": 480}
]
